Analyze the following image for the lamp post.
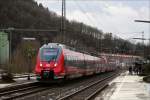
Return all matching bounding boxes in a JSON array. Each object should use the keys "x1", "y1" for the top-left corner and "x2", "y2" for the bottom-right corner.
[{"x1": 22, "y1": 37, "x2": 36, "y2": 80}]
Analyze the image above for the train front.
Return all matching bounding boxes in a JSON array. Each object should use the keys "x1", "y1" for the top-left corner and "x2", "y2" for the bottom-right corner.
[{"x1": 35, "y1": 44, "x2": 65, "y2": 81}]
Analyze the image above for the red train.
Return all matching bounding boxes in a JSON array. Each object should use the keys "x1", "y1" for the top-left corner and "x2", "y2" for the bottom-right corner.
[{"x1": 35, "y1": 43, "x2": 139, "y2": 81}]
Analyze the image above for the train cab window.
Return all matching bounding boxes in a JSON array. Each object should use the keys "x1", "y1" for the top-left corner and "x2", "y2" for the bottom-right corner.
[{"x1": 40, "y1": 48, "x2": 59, "y2": 62}]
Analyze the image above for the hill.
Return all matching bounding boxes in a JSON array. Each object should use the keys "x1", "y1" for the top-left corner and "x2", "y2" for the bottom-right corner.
[{"x1": 0, "y1": 0, "x2": 145, "y2": 55}]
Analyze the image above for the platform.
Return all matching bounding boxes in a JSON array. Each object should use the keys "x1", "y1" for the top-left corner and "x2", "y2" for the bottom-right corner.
[
  {"x1": 0, "y1": 77, "x2": 36, "y2": 88},
  {"x1": 95, "y1": 72, "x2": 150, "y2": 100}
]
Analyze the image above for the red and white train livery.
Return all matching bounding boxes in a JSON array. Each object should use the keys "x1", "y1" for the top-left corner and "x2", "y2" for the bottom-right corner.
[{"x1": 35, "y1": 43, "x2": 138, "y2": 81}]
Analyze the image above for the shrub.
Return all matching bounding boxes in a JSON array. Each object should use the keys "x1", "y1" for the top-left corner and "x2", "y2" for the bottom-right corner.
[{"x1": 143, "y1": 63, "x2": 150, "y2": 75}]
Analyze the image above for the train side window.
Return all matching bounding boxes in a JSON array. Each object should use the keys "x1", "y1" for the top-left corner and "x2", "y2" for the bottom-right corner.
[
  {"x1": 84, "y1": 58, "x2": 87, "y2": 68},
  {"x1": 64, "y1": 55, "x2": 68, "y2": 66}
]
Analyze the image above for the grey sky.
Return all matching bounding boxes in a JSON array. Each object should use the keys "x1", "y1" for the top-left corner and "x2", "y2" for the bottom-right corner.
[{"x1": 35, "y1": 0, "x2": 150, "y2": 44}]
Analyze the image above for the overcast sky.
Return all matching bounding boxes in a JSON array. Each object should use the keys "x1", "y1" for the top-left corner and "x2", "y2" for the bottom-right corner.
[{"x1": 35, "y1": 0, "x2": 150, "y2": 44}]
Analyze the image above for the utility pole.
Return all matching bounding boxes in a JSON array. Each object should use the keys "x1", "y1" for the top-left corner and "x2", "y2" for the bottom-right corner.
[
  {"x1": 61, "y1": 0, "x2": 66, "y2": 43},
  {"x1": 134, "y1": 19, "x2": 150, "y2": 53},
  {"x1": 132, "y1": 31, "x2": 145, "y2": 57},
  {"x1": 8, "y1": 28, "x2": 14, "y2": 64},
  {"x1": 7, "y1": 27, "x2": 14, "y2": 74},
  {"x1": 9, "y1": 30, "x2": 12, "y2": 64},
  {"x1": 142, "y1": 31, "x2": 144, "y2": 57},
  {"x1": 142, "y1": 31, "x2": 144, "y2": 46},
  {"x1": 100, "y1": 34, "x2": 102, "y2": 53}
]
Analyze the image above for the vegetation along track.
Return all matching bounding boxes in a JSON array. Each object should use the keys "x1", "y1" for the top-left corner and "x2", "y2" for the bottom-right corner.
[
  {"x1": 17, "y1": 71, "x2": 120, "y2": 100},
  {"x1": 0, "y1": 82, "x2": 50, "y2": 100}
]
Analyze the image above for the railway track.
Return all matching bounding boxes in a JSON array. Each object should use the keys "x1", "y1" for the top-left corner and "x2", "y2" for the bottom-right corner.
[
  {"x1": 0, "y1": 82, "x2": 50, "y2": 100},
  {"x1": 0, "y1": 82, "x2": 38, "y2": 93},
  {"x1": 0, "y1": 71, "x2": 120, "y2": 100},
  {"x1": 56, "y1": 73, "x2": 118, "y2": 100},
  {"x1": 19, "y1": 71, "x2": 120, "y2": 100},
  {"x1": 0, "y1": 87, "x2": 49, "y2": 100}
]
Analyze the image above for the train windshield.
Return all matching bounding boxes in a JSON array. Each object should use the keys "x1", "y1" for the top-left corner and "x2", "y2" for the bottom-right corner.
[{"x1": 40, "y1": 48, "x2": 59, "y2": 61}]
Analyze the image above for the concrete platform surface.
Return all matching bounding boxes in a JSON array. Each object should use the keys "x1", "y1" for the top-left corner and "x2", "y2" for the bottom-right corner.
[
  {"x1": 95, "y1": 72, "x2": 150, "y2": 100},
  {"x1": 0, "y1": 77, "x2": 36, "y2": 88}
]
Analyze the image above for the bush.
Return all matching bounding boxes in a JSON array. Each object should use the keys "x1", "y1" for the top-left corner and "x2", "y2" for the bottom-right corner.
[
  {"x1": 10, "y1": 40, "x2": 40, "y2": 73},
  {"x1": 143, "y1": 63, "x2": 150, "y2": 75},
  {"x1": 1, "y1": 72, "x2": 14, "y2": 82},
  {"x1": 143, "y1": 75, "x2": 150, "y2": 83}
]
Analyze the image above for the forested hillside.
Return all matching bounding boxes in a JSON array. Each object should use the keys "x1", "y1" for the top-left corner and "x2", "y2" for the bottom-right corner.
[{"x1": 0, "y1": 0, "x2": 147, "y2": 55}]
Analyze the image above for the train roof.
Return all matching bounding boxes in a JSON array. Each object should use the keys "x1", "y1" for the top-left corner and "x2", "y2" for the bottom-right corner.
[
  {"x1": 40, "y1": 43, "x2": 78, "y2": 51},
  {"x1": 40, "y1": 43, "x2": 100, "y2": 59},
  {"x1": 40, "y1": 43, "x2": 142, "y2": 59},
  {"x1": 40, "y1": 43, "x2": 66, "y2": 49},
  {"x1": 100, "y1": 53, "x2": 141, "y2": 58}
]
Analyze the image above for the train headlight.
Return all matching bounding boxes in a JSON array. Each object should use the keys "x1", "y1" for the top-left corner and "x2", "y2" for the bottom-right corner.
[
  {"x1": 40, "y1": 63, "x2": 42, "y2": 67},
  {"x1": 54, "y1": 63, "x2": 58, "y2": 67}
]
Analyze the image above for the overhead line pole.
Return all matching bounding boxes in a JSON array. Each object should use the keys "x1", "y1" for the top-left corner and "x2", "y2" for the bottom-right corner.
[
  {"x1": 135, "y1": 20, "x2": 150, "y2": 23},
  {"x1": 142, "y1": 31, "x2": 144, "y2": 46},
  {"x1": 64, "y1": 0, "x2": 66, "y2": 31},
  {"x1": 61, "y1": 0, "x2": 66, "y2": 43},
  {"x1": 134, "y1": 19, "x2": 150, "y2": 57},
  {"x1": 61, "y1": 0, "x2": 63, "y2": 34},
  {"x1": 8, "y1": 28, "x2": 14, "y2": 67},
  {"x1": 134, "y1": 20, "x2": 150, "y2": 45},
  {"x1": 132, "y1": 31, "x2": 145, "y2": 57},
  {"x1": 63, "y1": 0, "x2": 66, "y2": 42}
]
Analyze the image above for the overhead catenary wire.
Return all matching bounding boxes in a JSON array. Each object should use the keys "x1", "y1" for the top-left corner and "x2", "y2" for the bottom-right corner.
[
  {"x1": 73, "y1": 1, "x2": 97, "y2": 28},
  {"x1": 73, "y1": 1, "x2": 128, "y2": 39},
  {"x1": 73, "y1": 1, "x2": 124, "y2": 53}
]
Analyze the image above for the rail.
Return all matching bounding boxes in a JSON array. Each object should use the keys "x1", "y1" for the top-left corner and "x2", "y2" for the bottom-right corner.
[
  {"x1": 0, "y1": 82, "x2": 51, "y2": 100},
  {"x1": 57, "y1": 73, "x2": 118, "y2": 100}
]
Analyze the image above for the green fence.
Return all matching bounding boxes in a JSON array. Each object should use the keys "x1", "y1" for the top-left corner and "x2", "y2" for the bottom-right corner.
[{"x1": 0, "y1": 32, "x2": 9, "y2": 64}]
